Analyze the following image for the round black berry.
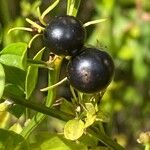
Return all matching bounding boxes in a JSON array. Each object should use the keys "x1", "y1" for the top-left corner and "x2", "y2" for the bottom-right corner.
[
  {"x1": 43, "y1": 15, "x2": 86, "y2": 56},
  {"x1": 67, "y1": 47, "x2": 115, "y2": 93}
]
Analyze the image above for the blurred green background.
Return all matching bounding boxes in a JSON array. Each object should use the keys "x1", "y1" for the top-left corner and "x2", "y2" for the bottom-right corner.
[{"x1": 0, "y1": 0, "x2": 150, "y2": 149}]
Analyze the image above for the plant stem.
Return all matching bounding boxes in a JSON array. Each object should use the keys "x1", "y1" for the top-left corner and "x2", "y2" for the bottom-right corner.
[
  {"x1": 88, "y1": 127, "x2": 125, "y2": 150},
  {"x1": 10, "y1": 96, "x2": 73, "y2": 121},
  {"x1": 21, "y1": 57, "x2": 64, "y2": 139},
  {"x1": 27, "y1": 59, "x2": 47, "y2": 66},
  {"x1": 27, "y1": 59, "x2": 53, "y2": 69},
  {"x1": 40, "y1": 77, "x2": 67, "y2": 91}
]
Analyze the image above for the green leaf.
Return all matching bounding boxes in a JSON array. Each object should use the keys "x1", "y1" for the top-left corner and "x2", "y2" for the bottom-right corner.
[
  {"x1": 40, "y1": 136, "x2": 71, "y2": 150},
  {"x1": 0, "y1": 63, "x2": 5, "y2": 98},
  {"x1": 4, "y1": 83, "x2": 25, "y2": 99},
  {"x1": 41, "y1": 135, "x2": 87, "y2": 150},
  {"x1": 0, "y1": 129, "x2": 29, "y2": 150},
  {"x1": 0, "y1": 42, "x2": 27, "y2": 70},
  {"x1": 64, "y1": 119, "x2": 85, "y2": 140},
  {"x1": 30, "y1": 132, "x2": 87, "y2": 150},
  {"x1": 4, "y1": 65, "x2": 26, "y2": 89},
  {"x1": 25, "y1": 48, "x2": 44, "y2": 99},
  {"x1": 85, "y1": 103, "x2": 96, "y2": 116},
  {"x1": 84, "y1": 103, "x2": 96, "y2": 128},
  {"x1": 9, "y1": 123, "x2": 22, "y2": 134}
]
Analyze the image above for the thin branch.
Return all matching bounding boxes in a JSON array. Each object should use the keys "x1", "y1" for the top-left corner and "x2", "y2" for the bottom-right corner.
[
  {"x1": 26, "y1": 18, "x2": 45, "y2": 32},
  {"x1": 83, "y1": 18, "x2": 108, "y2": 27},
  {"x1": 6, "y1": 95, "x2": 73, "y2": 121},
  {"x1": 40, "y1": 77, "x2": 68, "y2": 91},
  {"x1": 41, "y1": 0, "x2": 60, "y2": 20},
  {"x1": 28, "y1": 34, "x2": 42, "y2": 48},
  {"x1": 8, "y1": 27, "x2": 33, "y2": 34}
]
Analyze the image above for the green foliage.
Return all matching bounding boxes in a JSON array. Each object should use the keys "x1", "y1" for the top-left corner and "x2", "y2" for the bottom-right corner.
[
  {"x1": 3, "y1": 18, "x2": 31, "y2": 46},
  {"x1": 4, "y1": 84, "x2": 25, "y2": 99},
  {"x1": 25, "y1": 48, "x2": 44, "y2": 99},
  {"x1": 9, "y1": 123, "x2": 23, "y2": 134},
  {"x1": 4, "y1": 66, "x2": 26, "y2": 89},
  {"x1": 0, "y1": 129, "x2": 29, "y2": 150},
  {"x1": 0, "y1": 42, "x2": 27, "y2": 70},
  {"x1": 30, "y1": 133, "x2": 87, "y2": 150}
]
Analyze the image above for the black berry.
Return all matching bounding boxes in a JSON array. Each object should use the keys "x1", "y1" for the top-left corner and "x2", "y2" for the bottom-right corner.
[
  {"x1": 43, "y1": 15, "x2": 86, "y2": 56},
  {"x1": 67, "y1": 47, "x2": 115, "y2": 93}
]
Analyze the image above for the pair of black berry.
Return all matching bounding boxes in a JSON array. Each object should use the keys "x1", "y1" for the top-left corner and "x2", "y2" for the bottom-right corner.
[{"x1": 43, "y1": 15, "x2": 114, "y2": 93}]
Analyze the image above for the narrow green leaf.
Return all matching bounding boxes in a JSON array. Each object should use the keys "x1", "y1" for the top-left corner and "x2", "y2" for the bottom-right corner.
[
  {"x1": 46, "y1": 63, "x2": 59, "y2": 107},
  {"x1": 64, "y1": 119, "x2": 85, "y2": 140},
  {"x1": 68, "y1": 0, "x2": 75, "y2": 16},
  {"x1": 68, "y1": 0, "x2": 81, "y2": 16},
  {"x1": 0, "y1": 42, "x2": 27, "y2": 70},
  {"x1": 0, "y1": 129, "x2": 29, "y2": 150},
  {"x1": 72, "y1": 0, "x2": 81, "y2": 17},
  {"x1": 67, "y1": 0, "x2": 71, "y2": 15},
  {"x1": 25, "y1": 48, "x2": 44, "y2": 99},
  {"x1": 0, "y1": 63, "x2": 5, "y2": 98}
]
